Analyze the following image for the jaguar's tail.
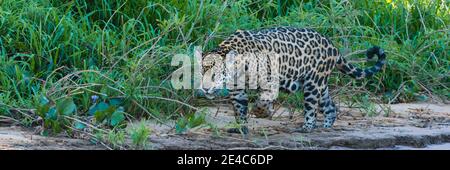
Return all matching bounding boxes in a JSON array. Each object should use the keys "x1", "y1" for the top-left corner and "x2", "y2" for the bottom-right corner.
[{"x1": 336, "y1": 46, "x2": 386, "y2": 80}]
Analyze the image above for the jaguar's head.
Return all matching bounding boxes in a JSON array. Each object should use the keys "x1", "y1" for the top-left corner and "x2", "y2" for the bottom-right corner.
[{"x1": 199, "y1": 50, "x2": 237, "y2": 99}]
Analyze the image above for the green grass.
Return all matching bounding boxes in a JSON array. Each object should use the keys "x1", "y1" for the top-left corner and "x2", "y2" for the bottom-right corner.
[{"x1": 0, "y1": 0, "x2": 449, "y2": 146}]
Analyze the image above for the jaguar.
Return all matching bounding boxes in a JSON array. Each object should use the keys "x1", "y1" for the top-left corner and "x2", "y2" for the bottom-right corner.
[{"x1": 200, "y1": 26, "x2": 386, "y2": 134}]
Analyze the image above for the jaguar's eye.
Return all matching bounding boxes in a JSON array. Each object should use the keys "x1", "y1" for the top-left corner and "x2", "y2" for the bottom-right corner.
[{"x1": 203, "y1": 66, "x2": 212, "y2": 72}]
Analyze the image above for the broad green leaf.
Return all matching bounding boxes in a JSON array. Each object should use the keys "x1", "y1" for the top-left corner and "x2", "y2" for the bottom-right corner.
[
  {"x1": 45, "y1": 107, "x2": 57, "y2": 120},
  {"x1": 94, "y1": 110, "x2": 107, "y2": 122},
  {"x1": 96, "y1": 102, "x2": 109, "y2": 112},
  {"x1": 109, "y1": 98, "x2": 122, "y2": 106},
  {"x1": 94, "y1": 102, "x2": 118, "y2": 122},
  {"x1": 89, "y1": 102, "x2": 109, "y2": 116},
  {"x1": 74, "y1": 122, "x2": 86, "y2": 130},
  {"x1": 175, "y1": 117, "x2": 188, "y2": 134},
  {"x1": 56, "y1": 98, "x2": 76, "y2": 116},
  {"x1": 37, "y1": 104, "x2": 50, "y2": 118},
  {"x1": 36, "y1": 96, "x2": 51, "y2": 118},
  {"x1": 116, "y1": 106, "x2": 124, "y2": 112},
  {"x1": 110, "y1": 111, "x2": 125, "y2": 127}
]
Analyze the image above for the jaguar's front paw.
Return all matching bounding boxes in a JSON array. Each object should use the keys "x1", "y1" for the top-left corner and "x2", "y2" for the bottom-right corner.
[
  {"x1": 252, "y1": 109, "x2": 271, "y2": 118},
  {"x1": 323, "y1": 117, "x2": 336, "y2": 128}
]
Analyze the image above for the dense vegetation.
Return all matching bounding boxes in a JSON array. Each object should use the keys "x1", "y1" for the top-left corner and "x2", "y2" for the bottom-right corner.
[{"x1": 0, "y1": 0, "x2": 448, "y2": 148}]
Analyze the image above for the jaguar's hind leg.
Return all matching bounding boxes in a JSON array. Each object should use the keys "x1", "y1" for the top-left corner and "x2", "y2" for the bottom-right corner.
[
  {"x1": 297, "y1": 81, "x2": 321, "y2": 132},
  {"x1": 319, "y1": 86, "x2": 337, "y2": 128},
  {"x1": 252, "y1": 99, "x2": 274, "y2": 118}
]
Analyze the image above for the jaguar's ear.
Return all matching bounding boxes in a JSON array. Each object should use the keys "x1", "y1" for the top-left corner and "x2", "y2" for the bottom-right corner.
[{"x1": 202, "y1": 52, "x2": 220, "y2": 66}]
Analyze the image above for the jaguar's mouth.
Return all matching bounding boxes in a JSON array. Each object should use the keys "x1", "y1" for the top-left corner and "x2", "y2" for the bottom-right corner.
[
  {"x1": 197, "y1": 89, "x2": 217, "y2": 99},
  {"x1": 204, "y1": 93, "x2": 216, "y2": 99}
]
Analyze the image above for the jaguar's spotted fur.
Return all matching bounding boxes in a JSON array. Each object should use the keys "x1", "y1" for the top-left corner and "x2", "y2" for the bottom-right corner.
[{"x1": 201, "y1": 26, "x2": 386, "y2": 134}]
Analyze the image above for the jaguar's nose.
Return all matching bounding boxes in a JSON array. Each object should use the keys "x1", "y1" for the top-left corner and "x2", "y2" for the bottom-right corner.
[
  {"x1": 207, "y1": 88, "x2": 221, "y2": 95},
  {"x1": 196, "y1": 89, "x2": 217, "y2": 99}
]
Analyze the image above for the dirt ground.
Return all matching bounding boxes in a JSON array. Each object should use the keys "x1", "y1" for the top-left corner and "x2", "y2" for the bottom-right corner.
[
  {"x1": 0, "y1": 126, "x2": 101, "y2": 150},
  {"x1": 1, "y1": 102, "x2": 450, "y2": 150}
]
